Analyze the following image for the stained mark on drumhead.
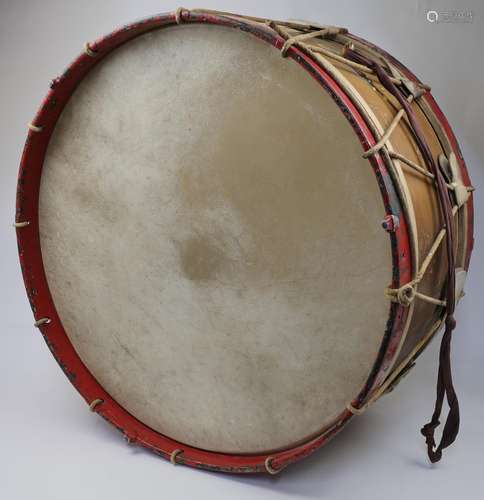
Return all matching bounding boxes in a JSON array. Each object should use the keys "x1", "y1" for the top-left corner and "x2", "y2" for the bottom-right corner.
[
  {"x1": 178, "y1": 235, "x2": 226, "y2": 283},
  {"x1": 172, "y1": 54, "x2": 351, "y2": 290}
]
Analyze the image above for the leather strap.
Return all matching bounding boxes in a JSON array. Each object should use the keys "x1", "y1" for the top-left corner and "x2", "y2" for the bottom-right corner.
[{"x1": 345, "y1": 47, "x2": 459, "y2": 463}]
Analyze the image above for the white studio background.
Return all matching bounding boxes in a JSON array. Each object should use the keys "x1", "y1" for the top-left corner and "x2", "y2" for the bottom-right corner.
[{"x1": 1, "y1": 1, "x2": 483, "y2": 499}]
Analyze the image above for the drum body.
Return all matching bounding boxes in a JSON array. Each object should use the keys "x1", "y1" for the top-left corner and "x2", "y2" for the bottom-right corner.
[{"x1": 16, "y1": 9, "x2": 473, "y2": 473}]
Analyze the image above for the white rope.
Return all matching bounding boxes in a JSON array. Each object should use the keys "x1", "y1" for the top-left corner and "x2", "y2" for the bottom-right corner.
[
  {"x1": 84, "y1": 42, "x2": 97, "y2": 57},
  {"x1": 89, "y1": 399, "x2": 104, "y2": 411},
  {"x1": 170, "y1": 449, "x2": 184, "y2": 465},
  {"x1": 28, "y1": 123, "x2": 43, "y2": 132},
  {"x1": 13, "y1": 221, "x2": 30, "y2": 228},
  {"x1": 34, "y1": 318, "x2": 51, "y2": 327}
]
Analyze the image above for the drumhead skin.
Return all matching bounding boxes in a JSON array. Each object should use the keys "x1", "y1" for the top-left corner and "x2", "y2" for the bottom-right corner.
[
  {"x1": 39, "y1": 24, "x2": 391, "y2": 454},
  {"x1": 16, "y1": 10, "x2": 473, "y2": 473}
]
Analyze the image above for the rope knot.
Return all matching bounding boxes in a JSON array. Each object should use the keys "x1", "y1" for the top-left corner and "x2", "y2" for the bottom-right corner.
[
  {"x1": 398, "y1": 284, "x2": 415, "y2": 305},
  {"x1": 175, "y1": 7, "x2": 187, "y2": 24},
  {"x1": 386, "y1": 283, "x2": 416, "y2": 306}
]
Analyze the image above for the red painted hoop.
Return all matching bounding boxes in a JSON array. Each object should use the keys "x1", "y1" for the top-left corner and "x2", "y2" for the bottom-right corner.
[{"x1": 16, "y1": 10, "x2": 419, "y2": 474}]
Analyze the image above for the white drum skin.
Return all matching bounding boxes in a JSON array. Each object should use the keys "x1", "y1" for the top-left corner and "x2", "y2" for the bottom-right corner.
[{"x1": 39, "y1": 25, "x2": 391, "y2": 453}]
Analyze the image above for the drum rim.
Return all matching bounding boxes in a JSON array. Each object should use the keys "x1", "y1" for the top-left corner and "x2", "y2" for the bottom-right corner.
[{"x1": 15, "y1": 9, "x2": 416, "y2": 474}]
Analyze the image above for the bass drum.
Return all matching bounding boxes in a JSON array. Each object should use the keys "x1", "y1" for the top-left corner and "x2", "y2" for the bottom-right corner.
[{"x1": 16, "y1": 9, "x2": 473, "y2": 473}]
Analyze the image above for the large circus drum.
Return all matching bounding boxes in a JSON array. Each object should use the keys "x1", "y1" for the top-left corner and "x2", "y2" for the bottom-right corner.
[{"x1": 15, "y1": 8, "x2": 474, "y2": 473}]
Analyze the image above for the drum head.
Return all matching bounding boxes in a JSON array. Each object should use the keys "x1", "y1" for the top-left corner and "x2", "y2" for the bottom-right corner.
[{"x1": 39, "y1": 25, "x2": 391, "y2": 453}]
